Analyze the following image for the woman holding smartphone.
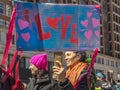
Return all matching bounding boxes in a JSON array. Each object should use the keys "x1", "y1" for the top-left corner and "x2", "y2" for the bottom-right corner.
[{"x1": 52, "y1": 51, "x2": 96, "y2": 90}]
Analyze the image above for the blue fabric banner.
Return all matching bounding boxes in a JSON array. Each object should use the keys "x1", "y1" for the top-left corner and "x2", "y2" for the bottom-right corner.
[{"x1": 15, "y1": 1, "x2": 100, "y2": 51}]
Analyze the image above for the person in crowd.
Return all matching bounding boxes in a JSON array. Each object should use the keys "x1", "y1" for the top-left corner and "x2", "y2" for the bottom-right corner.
[
  {"x1": 113, "y1": 84, "x2": 120, "y2": 90},
  {"x1": 111, "y1": 79, "x2": 120, "y2": 90},
  {"x1": 95, "y1": 72, "x2": 104, "y2": 90},
  {"x1": 27, "y1": 53, "x2": 58, "y2": 90},
  {"x1": 95, "y1": 72, "x2": 112, "y2": 90},
  {"x1": 52, "y1": 51, "x2": 96, "y2": 90}
]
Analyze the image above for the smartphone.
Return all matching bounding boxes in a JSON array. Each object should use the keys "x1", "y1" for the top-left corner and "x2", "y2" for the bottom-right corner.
[{"x1": 54, "y1": 52, "x2": 62, "y2": 68}]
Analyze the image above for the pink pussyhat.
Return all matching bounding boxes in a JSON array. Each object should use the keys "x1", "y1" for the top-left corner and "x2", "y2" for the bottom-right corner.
[{"x1": 29, "y1": 53, "x2": 48, "y2": 71}]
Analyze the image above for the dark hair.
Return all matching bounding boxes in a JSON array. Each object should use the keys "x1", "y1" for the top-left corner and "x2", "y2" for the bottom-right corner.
[{"x1": 75, "y1": 51, "x2": 86, "y2": 62}]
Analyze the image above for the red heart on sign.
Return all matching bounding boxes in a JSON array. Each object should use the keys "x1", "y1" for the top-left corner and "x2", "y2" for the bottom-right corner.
[{"x1": 46, "y1": 17, "x2": 59, "y2": 30}]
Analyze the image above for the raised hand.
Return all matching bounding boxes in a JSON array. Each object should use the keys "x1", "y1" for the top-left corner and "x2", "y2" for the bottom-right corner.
[{"x1": 52, "y1": 61, "x2": 66, "y2": 83}]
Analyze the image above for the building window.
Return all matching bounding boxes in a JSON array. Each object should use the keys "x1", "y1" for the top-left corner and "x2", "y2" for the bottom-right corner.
[
  {"x1": 63, "y1": 0, "x2": 66, "y2": 3},
  {"x1": 119, "y1": 17, "x2": 120, "y2": 24},
  {"x1": 0, "y1": 3, "x2": 5, "y2": 14},
  {"x1": 97, "y1": 57, "x2": 101, "y2": 64},
  {"x1": 100, "y1": 27, "x2": 102, "y2": 34},
  {"x1": 1, "y1": 32, "x2": 6, "y2": 44},
  {"x1": 107, "y1": 5, "x2": 110, "y2": 11},
  {"x1": 111, "y1": 61, "x2": 114, "y2": 67},
  {"x1": 108, "y1": 23, "x2": 111, "y2": 31},
  {"x1": 55, "y1": 0, "x2": 59, "y2": 3},
  {"x1": 100, "y1": 16, "x2": 102, "y2": 24},
  {"x1": 106, "y1": 59, "x2": 109, "y2": 66},
  {"x1": 100, "y1": 48, "x2": 104, "y2": 54},
  {"x1": 0, "y1": 19, "x2": 5, "y2": 26},
  {"x1": 109, "y1": 43, "x2": 112, "y2": 50},
  {"x1": 119, "y1": 54, "x2": 120, "y2": 59},
  {"x1": 50, "y1": 0, "x2": 55, "y2": 2},
  {"x1": 116, "y1": 62, "x2": 118, "y2": 67},
  {"x1": 115, "y1": 53, "x2": 117, "y2": 57},
  {"x1": 108, "y1": 14, "x2": 111, "y2": 21},
  {"x1": 115, "y1": 43, "x2": 117, "y2": 50},
  {"x1": 6, "y1": 5, "x2": 11, "y2": 17},
  {"x1": 108, "y1": 34, "x2": 111, "y2": 41},
  {"x1": 100, "y1": 37, "x2": 103, "y2": 46},
  {"x1": 113, "y1": 14, "x2": 115, "y2": 21},
  {"x1": 68, "y1": 0, "x2": 72, "y2": 3},
  {"x1": 102, "y1": 58, "x2": 104, "y2": 64}
]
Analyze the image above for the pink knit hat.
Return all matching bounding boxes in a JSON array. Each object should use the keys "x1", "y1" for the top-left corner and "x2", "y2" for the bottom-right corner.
[{"x1": 29, "y1": 54, "x2": 48, "y2": 71}]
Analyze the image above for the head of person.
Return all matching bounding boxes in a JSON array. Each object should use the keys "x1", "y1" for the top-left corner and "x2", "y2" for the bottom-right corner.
[
  {"x1": 29, "y1": 53, "x2": 48, "y2": 77},
  {"x1": 64, "y1": 51, "x2": 86, "y2": 67},
  {"x1": 96, "y1": 72, "x2": 104, "y2": 81}
]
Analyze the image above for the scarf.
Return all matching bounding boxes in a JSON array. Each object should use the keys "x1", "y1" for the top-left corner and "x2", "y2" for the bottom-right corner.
[{"x1": 66, "y1": 61, "x2": 88, "y2": 86}]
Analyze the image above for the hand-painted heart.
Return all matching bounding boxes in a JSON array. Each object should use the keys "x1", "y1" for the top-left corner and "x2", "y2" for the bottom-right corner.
[
  {"x1": 92, "y1": 18, "x2": 100, "y2": 28},
  {"x1": 95, "y1": 31, "x2": 100, "y2": 37},
  {"x1": 46, "y1": 17, "x2": 59, "y2": 30},
  {"x1": 18, "y1": 19, "x2": 29, "y2": 30},
  {"x1": 87, "y1": 12, "x2": 92, "y2": 18},
  {"x1": 84, "y1": 30, "x2": 92, "y2": 40},
  {"x1": 21, "y1": 32, "x2": 30, "y2": 42},
  {"x1": 81, "y1": 19, "x2": 88, "y2": 27}
]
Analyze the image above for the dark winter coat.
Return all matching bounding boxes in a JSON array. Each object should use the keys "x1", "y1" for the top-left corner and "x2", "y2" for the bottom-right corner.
[
  {"x1": 59, "y1": 75, "x2": 89, "y2": 90},
  {"x1": 58, "y1": 70, "x2": 96, "y2": 90},
  {"x1": 27, "y1": 72, "x2": 59, "y2": 90}
]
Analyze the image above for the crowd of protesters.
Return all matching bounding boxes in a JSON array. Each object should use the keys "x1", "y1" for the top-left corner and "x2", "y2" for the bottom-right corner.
[
  {"x1": 0, "y1": 52, "x2": 120, "y2": 90},
  {"x1": 95, "y1": 72, "x2": 120, "y2": 90},
  {"x1": 25, "y1": 52, "x2": 120, "y2": 90}
]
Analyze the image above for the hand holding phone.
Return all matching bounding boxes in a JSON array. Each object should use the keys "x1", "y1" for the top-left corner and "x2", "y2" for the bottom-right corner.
[{"x1": 54, "y1": 54, "x2": 62, "y2": 68}]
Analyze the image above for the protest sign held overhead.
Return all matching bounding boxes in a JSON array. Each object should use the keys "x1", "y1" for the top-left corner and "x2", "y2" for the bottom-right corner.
[{"x1": 15, "y1": 1, "x2": 100, "y2": 51}]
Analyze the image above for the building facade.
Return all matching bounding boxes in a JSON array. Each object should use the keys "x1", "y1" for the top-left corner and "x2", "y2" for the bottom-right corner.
[
  {"x1": 0, "y1": 0, "x2": 120, "y2": 82},
  {"x1": 85, "y1": 0, "x2": 120, "y2": 81},
  {"x1": 0, "y1": 0, "x2": 13, "y2": 58},
  {"x1": 86, "y1": 0, "x2": 120, "y2": 61}
]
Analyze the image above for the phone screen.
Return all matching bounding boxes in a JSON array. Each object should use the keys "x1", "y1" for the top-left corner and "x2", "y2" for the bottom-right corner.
[{"x1": 54, "y1": 52, "x2": 63, "y2": 68}]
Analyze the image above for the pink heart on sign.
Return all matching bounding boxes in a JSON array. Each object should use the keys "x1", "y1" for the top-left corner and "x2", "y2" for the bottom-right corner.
[
  {"x1": 87, "y1": 12, "x2": 92, "y2": 18},
  {"x1": 81, "y1": 19, "x2": 88, "y2": 27},
  {"x1": 21, "y1": 32, "x2": 30, "y2": 42},
  {"x1": 92, "y1": 18, "x2": 100, "y2": 28},
  {"x1": 84, "y1": 30, "x2": 92, "y2": 40},
  {"x1": 95, "y1": 31, "x2": 100, "y2": 37},
  {"x1": 18, "y1": 19, "x2": 29, "y2": 30}
]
